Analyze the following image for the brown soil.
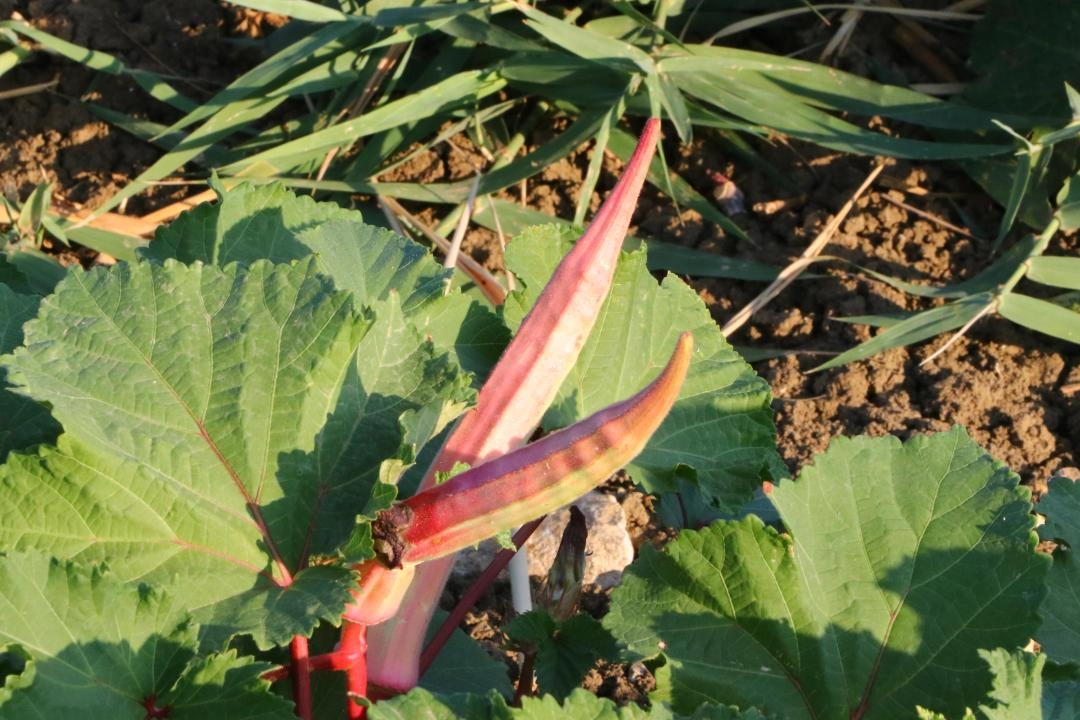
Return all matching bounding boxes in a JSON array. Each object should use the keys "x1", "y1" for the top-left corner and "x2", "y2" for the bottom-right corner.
[{"x1": 3, "y1": 0, "x2": 1078, "y2": 708}]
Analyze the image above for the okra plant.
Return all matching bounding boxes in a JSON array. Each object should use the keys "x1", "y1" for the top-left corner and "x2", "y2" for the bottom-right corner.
[{"x1": 0, "y1": 119, "x2": 1077, "y2": 719}]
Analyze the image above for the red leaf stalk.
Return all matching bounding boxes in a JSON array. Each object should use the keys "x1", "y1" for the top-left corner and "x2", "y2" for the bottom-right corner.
[
  {"x1": 290, "y1": 635, "x2": 312, "y2": 720},
  {"x1": 341, "y1": 621, "x2": 368, "y2": 720},
  {"x1": 419, "y1": 516, "x2": 545, "y2": 676}
]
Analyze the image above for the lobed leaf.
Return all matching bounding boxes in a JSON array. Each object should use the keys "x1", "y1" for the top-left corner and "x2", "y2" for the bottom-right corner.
[
  {"x1": 0, "y1": 283, "x2": 59, "y2": 460},
  {"x1": 505, "y1": 611, "x2": 618, "y2": 701},
  {"x1": 0, "y1": 552, "x2": 292, "y2": 719},
  {"x1": 148, "y1": 181, "x2": 504, "y2": 376},
  {"x1": 504, "y1": 229, "x2": 781, "y2": 511},
  {"x1": 1038, "y1": 476, "x2": 1080, "y2": 664},
  {"x1": 0, "y1": 258, "x2": 468, "y2": 647},
  {"x1": 606, "y1": 428, "x2": 1048, "y2": 719}
]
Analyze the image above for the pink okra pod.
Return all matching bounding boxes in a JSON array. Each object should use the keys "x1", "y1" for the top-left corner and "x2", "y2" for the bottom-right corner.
[{"x1": 372, "y1": 332, "x2": 693, "y2": 568}]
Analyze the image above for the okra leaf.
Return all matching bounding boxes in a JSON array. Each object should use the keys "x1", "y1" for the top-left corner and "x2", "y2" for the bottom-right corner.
[
  {"x1": 919, "y1": 649, "x2": 1080, "y2": 720},
  {"x1": 418, "y1": 611, "x2": 513, "y2": 699},
  {"x1": 0, "y1": 283, "x2": 59, "y2": 460},
  {"x1": 144, "y1": 182, "x2": 355, "y2": 267},
  {"x1": 975, "y1": 649, "x2": 1051, "y2": 720},
  {"x1": 512, "y1": 688, "x2": 764, "y2": 718},
  {"x1": 1037, "y1": 476, "x2": 1080, "y2": 663},
  {"x1": 145, "y1": 183, "x2": 446, "y2": 312},
  {"x1": 505, "y1": 611, "x2": 619, "y2": 702},
  {"x1": 0, "y1": 552, "x2": 292, "y2": 719},
  {"x1": 504, "y1": 227, "x2": 781, "y2": 511},
  {"x1": 606, "y1": 428, "x2": 1048, "y2": 719},
  {"x1": 146, "y1": 182, "x2": 506, "y2": 377},
  {"x1": 367, "y1": 686, "x2": 762, "y2": 719},
  {"x1": 0, "y1": 259, "x2": 466, "y2": 648}
]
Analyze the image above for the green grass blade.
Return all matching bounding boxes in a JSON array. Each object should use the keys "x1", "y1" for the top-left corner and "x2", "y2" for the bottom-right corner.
[
  {"x1": 440, "y1": 11, "x2": 545, "y2": 52},
  {"x1": 224, "y1": 0, "x2": 349, "y2": 22},
  {"x1": 369, "y1": 3, "x2": 488, "y2": 28},
  {"x1": 998, "y1": 291, "x2": 1080, "y2": 343},
  {"x1": 824, "y1": 235, "x2": 1038, "y2": 299},
  {"x1": 220, "y1": 69, "x2": 508, "y2": 177},
  {"x1": 670, "y1": 67, "x2": 1008, "y2": 159},
  {"x1": 94, "y1": 94, "x2": 287, "y2": 216},
  {"x1": 1026, "y1": 256, "x2": 1080, "y2": 291},
  {"x1": 993, "y1": 144, "x2": 1053, "y2": 249},
  {"x1": 473, "y1": 198, "x2": 779, "y2": 280},
  {"x1": 55, "y1": 224, "x2": 146, "y2": 262},
  {"x1": 812, "y1": 292, "x2": 996, "y2": 371},
  {"x1": 152, "y1": 21, "x2": 366, "y2": 139},
  {"x1": 515, "y1": 2, "x2": 654, "y2": 75},
  {"x1": 1057, "y1": 173, "x2": 1080, "y2": 230},
  {"x1": 0, "y1": 42, "x2": 31, "y2": 79},
  {"x1": 660, "y1": 45, "x2": 1017, "y2": 131},
  {"x1": 831, "y1": 313, "x2": 911, "y2": 328},
  {"x1": 574, "y1": 102, "x2": 622, "y2": 226},
  {"x1": 608, "y1": 126, "x2": 750, "y2": 242},
  {"x1": 648, "y1": 70, "x2": 692, "y2": 142},
  {"x1": 499, "y1": 50, "x2": 630, "y2": 108},
  {"x1": 2, "y1": 21, "x2": 195, "y2": 111}
]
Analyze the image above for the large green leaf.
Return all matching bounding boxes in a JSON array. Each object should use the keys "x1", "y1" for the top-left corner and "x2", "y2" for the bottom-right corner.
[
  {"x1": 367, "y1": 686, "x2": 763, "y2": 719},
  {"x1": 0, "y1": 259, "x2": 467, "y2": 647},
  {"x1": 144, "y1": 182, "x2": 355, "y2": 267},
  {"x1": 505, "y1": 611, "x2": 618, "y2": 702},
  {"x1": 147, "y1": 182, "x2": 507, "y2": 377},
  {"x1": 0, "y1": 552, "x2": 292, "y2": 719},
  {"x1": 976, "y1": 649, "x2": 1080, "y2": 720},
  {"x1": 0, "y1": 283, "x2": 59, "y2": 460},
  {"x1": 606, "y1": 429, "x2": 1048, "y2": 719},
  {"x1": 503, "y1": 226, "x2": 782, "y2": 511},
  {"x1": 1038, "y1": 476, "x2": 1080, "y2": 663}
]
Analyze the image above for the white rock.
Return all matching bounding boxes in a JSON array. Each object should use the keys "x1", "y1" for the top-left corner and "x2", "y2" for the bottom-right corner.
[
  {"x1": 525, "y1": 491, "x2": 634, "y2": 590},
  {"x1": 451, "y1": 491, "x2": 635, "y2": 590}
]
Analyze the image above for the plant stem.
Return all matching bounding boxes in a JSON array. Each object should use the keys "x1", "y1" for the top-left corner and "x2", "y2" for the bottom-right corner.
[
  {"x1": 1001, "y1": 217, "x2": 1061, "y2": 294},
  {"x1": 513, "y1": 649, "x2": 537, "y2": 706},
  {"x1": 341, "y1": 621, "x2": 369, "y2": 720},
  {"x1": 419, "y1": 517, "x2": 545, "y2": 676},
  {"x1": 290, "y1": 635, "x2": 312, "y2": 720}
]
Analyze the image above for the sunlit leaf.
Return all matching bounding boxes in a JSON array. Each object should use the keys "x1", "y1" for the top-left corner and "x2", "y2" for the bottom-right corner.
[{"x1": 607, "y1": 429, "x2": 1048, "y2": 719}]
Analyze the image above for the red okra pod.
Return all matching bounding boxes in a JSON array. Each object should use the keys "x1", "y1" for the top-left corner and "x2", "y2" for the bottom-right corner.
[{"x1": 373, "y1": 332, "x2": 693, "y2": 567}]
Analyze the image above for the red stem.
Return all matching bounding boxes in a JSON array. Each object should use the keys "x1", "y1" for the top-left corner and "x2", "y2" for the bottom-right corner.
[
  {"x1": 290, "y1": 635, "x2": 313, "y2": 720},
  {"x1": 419, "y1": 517, "x2": 545, "y2": 676},
  {"x1": 341, "y1": 621, "x2": 369, "y2": 720},
  {"x1": 513, "y1": 650, "x2": 537, "y2": 706}
]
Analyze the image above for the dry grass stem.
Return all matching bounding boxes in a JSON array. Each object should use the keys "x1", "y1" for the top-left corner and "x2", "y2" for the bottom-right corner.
[
  {"x1": 879, "y1": 193, "x2": 983, "y2": 241},
  {"x1": 721, "y1": 162, "x2": 886, "y2": 337},
  {"x1": 921, "y1": 300, "x2": 996, "y2": 366},
  {"x1": 444, "y1": 176, "x2": 481, "y2": 272},
  {"x1": 379, "y1": 194, "x2": 506, "y2": 305},
  {"x1": 487, "y1": 195, "x2": 516, "y2": 292}
]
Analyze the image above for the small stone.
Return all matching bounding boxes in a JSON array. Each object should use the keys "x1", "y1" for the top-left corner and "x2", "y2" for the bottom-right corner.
[
  {"x1": 525, "y1": 491, "x2": 634, "y2": 590},
  {"x1": 451, "y1": 491, "x2": 636, "y2": 589}
]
